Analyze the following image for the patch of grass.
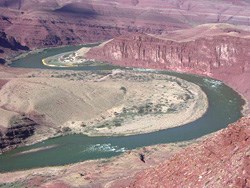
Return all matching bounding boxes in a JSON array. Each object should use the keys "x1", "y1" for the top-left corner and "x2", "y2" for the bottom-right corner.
[
  {"x1": 81, "y1": 123, "x2": 86, "y2": 127},
  {"x1": 97, "y1": 118, "x2": 124, "y2": 128},
  {"x1": 62, "y1": 127, "x2": 71, "y2": 132},
  {"x1": 168, "y1": 107, "x2": 177, "y2": 113}
]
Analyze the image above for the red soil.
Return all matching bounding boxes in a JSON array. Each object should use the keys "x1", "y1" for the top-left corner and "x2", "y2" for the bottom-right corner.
[
  {"x1": 109, "y1": 117, "x2": 250, "y2": 188},
  {"x1": 86, "y1": 27, "x2": 250, "y2": 114},
  {"x1": 1, "y1": 0, "x2": 250, "y2": 59},
  {"x1": 0, "y1": 79, "x2": 8, "y2": 89},
  {"x1": 0, "y1": 1, "x2": 249, "y2": 187}
]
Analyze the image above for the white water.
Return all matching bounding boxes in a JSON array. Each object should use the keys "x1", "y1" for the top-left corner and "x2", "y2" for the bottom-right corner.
[{"x1": 84, "y1": 143, "x2": 127, "y2": 153}]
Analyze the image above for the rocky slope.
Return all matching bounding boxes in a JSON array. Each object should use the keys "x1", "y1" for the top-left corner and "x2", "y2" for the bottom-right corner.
[
  {"x1": 0, "y1": 1, "x2": 249, "y2": 187},
  {"x1": 0, "y1": 31, "x2": 29, "y2": 64},
  {"x1": 0, "y1": 0, "x2": 250, "y2": 59},
  {"x1": 86, "y1": 24, "x2": 250, "y2": 113},
  {"x1": 0, "y1": 115, "x2": 37, "y2": 153},
  {"x1": 0, "y1": 117, "x2": 248, "y2": 188},
  {"x1": 109, "y1": 117, "x2": 250, "y2": 188}
]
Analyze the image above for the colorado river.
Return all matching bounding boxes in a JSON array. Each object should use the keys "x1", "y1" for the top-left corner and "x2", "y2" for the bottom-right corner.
[{"x1": 0, "y1": 44, "x2": 244, "y2": 172}]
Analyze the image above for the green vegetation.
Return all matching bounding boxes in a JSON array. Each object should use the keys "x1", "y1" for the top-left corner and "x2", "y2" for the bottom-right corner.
[
  {"x1": 0, "y1": 182, "x2": 25, "y2": 188},
  {"x1": 95, "y1": 100, "x2": 181, "y2": 130},
  {"x1": 97, "y1": 118, "x2": 124, "y2": 129},
  {"x1": 120, "y1": 86, "x2": 127, "y2": 94},
  {"x1": 62, "y1": 127, "x2": 72, "y2": 132}
]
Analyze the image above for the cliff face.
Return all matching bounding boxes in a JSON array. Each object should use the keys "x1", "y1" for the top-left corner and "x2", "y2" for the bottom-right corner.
[
  {"x1": 87, "y1": 33, "x2": 249, "y2": 74},
  {"x1": 0, "y1": 117, "x2": 248, "y2": 187},
  {"x1": 1, "y1": 0, "x2": 250, "y2": 58},
  {"x1": 86, "y1": 31, "x2": 250, "y2": 113},
  {"x1": 85, "y1": 31, "x2": 250, "y2": 186},
  {"x1": 0, "y1": 31, "x2": 29, "y2": 63},
  {"x1": 0, "y1": 115, "x2": 37, "y2": 153},
  {"x1": 110, "y1": 117, "x2": 250, "y2": 188},
  {"x1": 0, "y1": 31, "x2": 28, "y2": 51}
]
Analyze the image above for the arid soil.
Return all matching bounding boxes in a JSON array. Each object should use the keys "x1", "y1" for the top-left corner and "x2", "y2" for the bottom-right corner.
[
  {"x1": 1, "y1": 0, "x2": 250, "y2": 61},
  {"x1": 0, "y1": 68, "x2": 207, "y2": 152},
  {"x1": 86, "y1": 24, "x2": 250, "y2": 114},
  {"x1": 111, "y1": 117, "x2": 250, "y2": 188},
  {"x1": 0, "y1": 1, "x2": 250, "y2": 187},
  {"x1": 42, "y1": 47, "x2": 93, "y2": 67},
  {"x1": 0, "y1": 117, "x2": 248, "y2": 188},
  {"x1": 0, "y1": 141, "x2": 186, "y2": 188}
]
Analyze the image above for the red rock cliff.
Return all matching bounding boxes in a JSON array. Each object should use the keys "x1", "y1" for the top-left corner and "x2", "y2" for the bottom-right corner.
[
  {"x1": 87, "y1": 33, "x2": 249, "y2": 73},
  {"x1": 86, "y1": 30, "x2": 250, "y2": 114},
  {"x1": 1, "y1": 0, "x2": 250, "y2": 57},
  {"x1": 109, "y1": 117, "x2": 250, "y2": 188}
]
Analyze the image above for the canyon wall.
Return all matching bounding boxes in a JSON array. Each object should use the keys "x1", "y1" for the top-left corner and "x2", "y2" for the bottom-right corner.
[
  {"x1": 0, "y1": 115, "x2": 37, "y2": 153},
  {"x1": 86, "y1": 33, "x2": 249, "y2": 75},
  {"x1": 0, "y1": 1, "x2": 249, "y2": 186},
  {"x1": 0, "y1": 115, "x2": 248, "y2": 187},
  {"x1": 0, "y1": 31, "x2": 29, "y2": 64},
  {"x1": 1, "y1": 0, "x2": 250, "y2": 59},
  {"x1": 86, "y1": 31, "x2": 250, "y2": 114},
  {"x1": 110, "y1": 117, "x2": 250, "y2": 188}
]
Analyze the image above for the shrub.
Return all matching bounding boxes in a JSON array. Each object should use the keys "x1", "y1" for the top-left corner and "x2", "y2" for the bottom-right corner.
[{"x1": 120, "y1": 86, "x2": 127, "y2": 94}]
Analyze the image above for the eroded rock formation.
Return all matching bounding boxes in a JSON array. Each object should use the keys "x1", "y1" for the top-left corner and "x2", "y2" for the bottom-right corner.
[
  {"x1": 87, "y1": 33, "x2": 249, "y2": 74},
  {"x1": 0, "y1": 31, "x2": 29, "y2": 63},
  {"x1": 0, "y1": 31, "x2": 28, "y2": 51},
  {"x1": 0, "y1": 116, "x2": 249, "y2": 187},
  {"x1": 86, "y1": 27, "x2": 250, "y2": 113},
  {"x1": 1, "y1": 0, "x2": 250, "y2": 58},
  {"x1": 0, "y1": 1, "x2": 249, "y2": 186},
  {"x1": 0, "y1": 115, "x2": 37, "y2": 153},
  {"x1": 110, "y1": 117, "x2": 250, "y2": 188}
]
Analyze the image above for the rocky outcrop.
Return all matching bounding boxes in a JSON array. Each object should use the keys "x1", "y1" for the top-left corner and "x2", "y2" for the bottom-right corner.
[
  {"x1": 0, "y1": 116, "x2": 248, "y2": 187},
  {"x1": 0, "y1": 31, "x2": 29, "y2": 63},
  {"x1": 87, "y1": 33, "x2": 249, "y2": 74},
  {"x1": 0, "y1": 0, "x2": 250, "y2": 54},
  {"x1": 0, "y1": 31, "x2": 28, "y2": 51},
  {"x1": 0, "y1": 59, "x2": 5, "y2": 64},
  {"x1": 0, "y1": 115, "x2": 37, "y2": 153},
  {"x1": 110, "y1": 117, "x2": 250, "y2": 188},
  {"x1": 86, "y1": 31, "x2": 250, "y2": 114}
]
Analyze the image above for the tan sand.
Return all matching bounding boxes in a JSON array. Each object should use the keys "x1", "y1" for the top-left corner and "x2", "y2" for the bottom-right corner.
[
  {"x1": 42, "y1": 47, "x2": 92, "y2": 67},
  {"x1": 0, "y1": 69, "x2": 208, "y2": 141},
  {"x1": 0, "y1": 108, "x2": 18, "y2": 129}
]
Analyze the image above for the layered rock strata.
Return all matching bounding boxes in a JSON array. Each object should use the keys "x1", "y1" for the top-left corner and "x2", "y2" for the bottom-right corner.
[
  {"x1": 0, "y1": 115, "x2": 37, "y2": 152},
  {"x1": 110, "y1": 117, "x2": 250, "y2": 188},
  {"x1": 0, "y1": 31, "x2": 29, "y2": 63},
  {"x1": 0, "y1": 117, "x2": 249, "y2": 187},
  {"x1": 86, "y1": 28, "x2": 250, "y2": 113},
  {"x1": 1, "y1": 0, "x2": 250, "y2": 59}
]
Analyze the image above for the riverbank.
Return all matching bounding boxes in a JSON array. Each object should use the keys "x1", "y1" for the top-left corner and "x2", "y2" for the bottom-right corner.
[
  {"x1": 1, "y1": 117, "x2": 248, "y2": 188},
  {"x1": 0, "y1": 59, "x2": 244, "y2": 173},
  {"x1": 2, "y1": 119, "x2": 246, "y2": 188},
  {"x1": 39, "y1": 39, "x2": 249, "y2": 117},
  {"x1": 0, "y1": 139, "x2": 193, "y2": 186},
  {"x1": 0, "y1": 45, "x2": 246, "y2": 187},
  {"x1": 84, "y1": 30, "x2": 250, "y2": 117},
  {"x1": 0, "y1": 69, "x2": 208, "y2": 146},
  {"x1": 1, "y1": 43, "x2": 246, "y2": 154}
]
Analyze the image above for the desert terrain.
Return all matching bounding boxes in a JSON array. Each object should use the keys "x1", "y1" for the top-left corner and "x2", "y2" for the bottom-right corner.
[
  {"x1": 0, "y1": 68, "x2": 208, "y2": 152},
  {"x1": 1, "y1": 0, "x2": 250, "y2": 62},
  {"x1": 0, "y1": 117, "x2": 249, "y2": 188},
  {"x1": 85, "y1": 23, "x2": 250, "y2": 115},
  {"x1": 0, "y1": 0, "x2": 249, "y2": 187}
]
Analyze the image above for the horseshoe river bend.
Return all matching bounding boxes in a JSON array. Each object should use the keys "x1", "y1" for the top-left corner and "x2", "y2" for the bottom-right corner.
[{"x1": 0, "y1": 44, "x2": 245, "y2": 172}]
